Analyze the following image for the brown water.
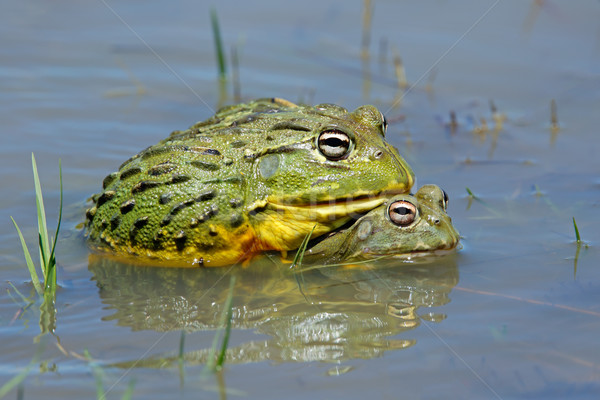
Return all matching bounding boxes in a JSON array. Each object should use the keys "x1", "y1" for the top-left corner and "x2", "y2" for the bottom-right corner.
[{"x1": 2, "y1": 1, "x2": 600, "y2": 399}]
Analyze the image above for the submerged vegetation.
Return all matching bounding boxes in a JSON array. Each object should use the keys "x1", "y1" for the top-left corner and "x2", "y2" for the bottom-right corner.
[{"x1": 204, "y1": 275, "x2": 236, "y2": 373}]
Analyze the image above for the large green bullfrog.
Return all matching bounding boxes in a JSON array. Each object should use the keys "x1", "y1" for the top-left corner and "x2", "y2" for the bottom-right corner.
[
  {"x1": 86, "y1": 98, "x2": 415, "y2": 267},
  {"x1": 304, "y1": 185, "x2": 460, "y2": 263}
]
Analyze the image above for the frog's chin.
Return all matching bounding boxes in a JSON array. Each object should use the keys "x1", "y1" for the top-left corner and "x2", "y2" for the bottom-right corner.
[{"x1": 363, "y1": 245, "x2": 462, "y2": 261}]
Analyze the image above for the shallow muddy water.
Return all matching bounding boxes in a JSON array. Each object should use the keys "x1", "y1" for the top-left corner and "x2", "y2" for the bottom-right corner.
[{"x1": 1, "y1": 1, "x2": 599, "y2": 399}]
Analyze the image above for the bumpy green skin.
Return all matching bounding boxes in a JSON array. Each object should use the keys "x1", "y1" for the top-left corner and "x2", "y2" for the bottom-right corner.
[
  {"x1": 85, "y1": 98, "x2": 415, "y2": 267},
  {"x1": 305, "y1": 185, "x2": 460, "y2": 263}
]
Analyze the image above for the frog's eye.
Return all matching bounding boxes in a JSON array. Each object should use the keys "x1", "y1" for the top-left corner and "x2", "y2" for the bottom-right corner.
[
  {"x1": 318, "y1": 130, "x2": 352, "y2": 160},
  {"x1": 388, "y1": 200, "x2": 418, "y2": 226},
  {"x1": 380, "y1": 112, "x2": 388, "y2": 136}
]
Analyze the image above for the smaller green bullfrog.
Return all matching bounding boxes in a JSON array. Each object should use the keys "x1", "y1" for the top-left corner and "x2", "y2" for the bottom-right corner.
[{"x1": 304, "y1": 185, "x2": 460, "y2": 263}]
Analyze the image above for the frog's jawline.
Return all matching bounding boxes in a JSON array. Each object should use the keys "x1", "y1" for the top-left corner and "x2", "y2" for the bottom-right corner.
[{"x1": 263, "y1": 193, "x2": 391, "y2": 221}]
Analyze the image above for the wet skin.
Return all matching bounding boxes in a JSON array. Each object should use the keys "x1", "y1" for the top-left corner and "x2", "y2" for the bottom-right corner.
[{"x1": 85, "y1": 98, "x2": 415, "y2": 267}]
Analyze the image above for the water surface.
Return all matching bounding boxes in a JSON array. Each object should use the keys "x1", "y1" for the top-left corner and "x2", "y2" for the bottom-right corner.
[{"x1": 1, "y1": 1, "x2": 599, "y2": 399}]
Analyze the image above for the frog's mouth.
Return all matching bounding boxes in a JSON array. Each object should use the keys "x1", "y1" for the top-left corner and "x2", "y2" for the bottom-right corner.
[{"x1": 264, "y1": 191, "x2": 397, "y2": 222}]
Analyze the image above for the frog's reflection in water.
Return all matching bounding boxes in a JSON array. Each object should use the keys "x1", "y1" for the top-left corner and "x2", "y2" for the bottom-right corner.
[{"x1": 89, "y1": 253, "x2": 458, "y2": 365}]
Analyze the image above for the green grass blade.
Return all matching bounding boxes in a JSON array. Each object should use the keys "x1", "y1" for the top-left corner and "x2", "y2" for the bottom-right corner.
[
  {"x1": 210, "y1": 7, "x2": 227, "y2": 79},
  {"x1": 572, "y1": 217, "x2": 581, "y2": 242},
  {"x1": 32, "y1": 153, "x2": 50, "y2": 275},
  {"x1": 0, "y1": 362, "x2": 33, "y2": 398},
  {"x1": 8, "y1": 282, "x2": 33, "y2": 306},
  {"x1": 465, "y1": 187, "x2": 501, "y2": 217},
  {"x1": 45, "y1": 159, "x2": 62, "y2": 292},
  {"x1": 290, "y1": 225, "x2": 316, "y2": 269},
  {"x1": 10, "y1": 217, "x2": 43, "y2": 296},
  {"x1": 216, "y1": 276, "x2": 235, "y2": 369},
  {"x1": 121, "y1": 379, "x2": 136, "y2": 400}
]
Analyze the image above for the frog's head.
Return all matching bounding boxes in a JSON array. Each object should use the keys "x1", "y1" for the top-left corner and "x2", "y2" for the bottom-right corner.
[
  {"x1": 306, "y1": 185, "x2": 460, "y2": 261},
  {"x1": 353, "y1": 184, "x2": 460, "y2": 257},
  {"x1": 253, "y1": 103, "x2": 414, "y2": 229}
]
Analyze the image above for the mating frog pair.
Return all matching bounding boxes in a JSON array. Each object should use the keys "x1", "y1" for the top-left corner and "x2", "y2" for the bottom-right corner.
[{"x1": 86, "y1": 98, "x2": 458, "y2": 266}]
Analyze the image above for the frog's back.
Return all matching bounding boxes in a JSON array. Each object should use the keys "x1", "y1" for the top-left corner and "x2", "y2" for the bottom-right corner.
[{"x1": 87, "y1": 99, "x2": 302, "y2": 266}]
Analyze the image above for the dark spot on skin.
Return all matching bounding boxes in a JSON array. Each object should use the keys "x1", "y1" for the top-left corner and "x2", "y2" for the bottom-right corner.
[
  {"x1": 86, "y1": 207, "x2": 97, "y2": 221},
  {"x1": 191, "y1": 160, "x2": 220, "y2": 171},
  {"x1": 96, "y1": 190, "x2": 116, "y2": 207},
  {"x1": 141, "y1": 145, "x2": 190, "y2": 161},
  {"x1": 202, "y1": 148, "x2": 221, "y2": 156},
  {"x1": 169, "y1": 174, "x2": 191, "y2": 184},
  {"x1": 197, "y1": 204, "x2": 219, "y2": 223},
  {"x1": 269, "y1": 121, "x2": 312, "y2": 132},
  {"x1": 310, "y1": 177, "x2": 332, "y2": 187},
  {"x1": 195, "y1": 189, "x2": 216, "y2": 202},
  {"x1": 174, "y1": 231, "x2": 187, "y2": 251},
  {"x1": 169, "y1": 199, "x2": 195, "y2": 216},
  {"x1": 129, "y1": 217, "x2": 149, "y2": 242},
  {"x1": 160, "y1": 214, "x2": 173, "y2": 226},
  {"x1": 102, "y1": 173, "x2": 118, "y2": 189},
  {"x1": 227, "y1": 176, "x2": 243, "y2": 184},
  {"x1": 248, "y1": 206, "x2": 266, "y2": 217},
  {"x1": 229, "y1": 198, "x2": 243, "y2": 208},
  {"x1": 230, "y1": 213, "x2": 244, "y2": 228},
  {"x1": 132, "y1": 180, "x2": 161, "y2": 194},
  {"x1": 232, "y1": 114, "x2": 257, "y2": 126},
  {"x1": 230, "y1": 140, "x2": 246, "y2": 148},
  {"x1": 120, "y1": 199, "x2": 135, "y2": 214},
  {"x1": 209, "y1": 227, "x2": 218, "y2": 237},
  {"x1": 148, "y1": 163, "x2": 176, "y2": 176},
  {"x1": 119, "y1": 167, "x2": 142, "y2": 181},
  {"x1": 152, "y1": 230, "x2": 166, "y2": 249},
  {"x1": 100, "y1": 219, "x2": 108, "y2": 230},
  {"x1": 159, "y1": 193, "x2": 173, "y2": 205},
  {"x1": 133, "y1": 216, "x2": 149, "y2": 229},
  {"x1": 243, "y1": 150, "x2": 257, "y2": 160},
  {"x1": 110, "y1": 215, "x2": 121, "y2": 230}
]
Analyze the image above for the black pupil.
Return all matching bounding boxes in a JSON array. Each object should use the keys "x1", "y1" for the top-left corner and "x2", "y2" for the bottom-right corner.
[
  {"x1": 324, "y1": 137, "x2": 346, "y2": 147},
  {"x1": 395, "y1": 206, "x2": 411, "y2": 215}
]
